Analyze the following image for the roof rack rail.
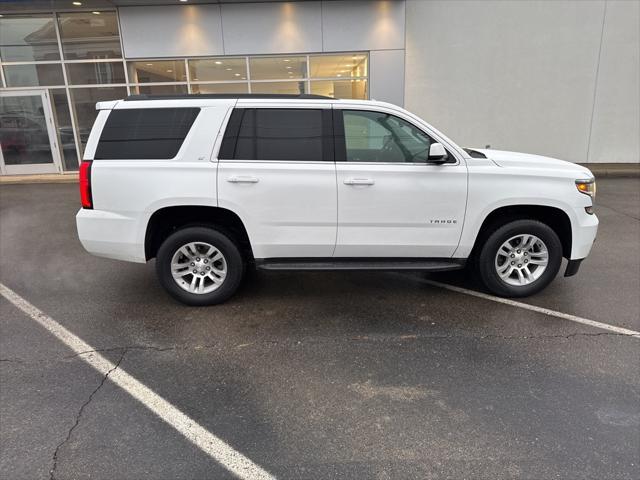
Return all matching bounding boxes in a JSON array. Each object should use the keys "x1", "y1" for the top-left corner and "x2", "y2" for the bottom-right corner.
[{"x1": 124, "y1": 93, "x2": 333, "y2": 101}]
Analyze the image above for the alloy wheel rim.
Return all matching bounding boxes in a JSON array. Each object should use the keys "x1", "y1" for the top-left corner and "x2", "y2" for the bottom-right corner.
[
  {"x1": 494, "y1": 234, "x2": 549, "y2": 286},
  {"x1": 170, "y1": 242, "x2": 227, "y2": 294}
]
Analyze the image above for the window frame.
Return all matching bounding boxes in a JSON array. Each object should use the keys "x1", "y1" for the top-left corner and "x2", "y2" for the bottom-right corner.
[
  {"x1": 333, "y1": 108, "x2": 458, "y2": 165},
  {"x1": 56, "y1": 10, "x2": 123, "y2": 61},
  {"x1": 219, "y1": 107, "x2": 334, "y2": 162}
]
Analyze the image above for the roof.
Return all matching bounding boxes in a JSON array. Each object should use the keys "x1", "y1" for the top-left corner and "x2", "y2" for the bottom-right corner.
[
  {"x1": 124, "y1": 94, "x2": 332, "y2": 101},
  {"x1": 96, "y1": 95, "x2": 400, "y2": 112}
]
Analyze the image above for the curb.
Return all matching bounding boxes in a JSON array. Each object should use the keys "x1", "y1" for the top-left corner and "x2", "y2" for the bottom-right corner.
[
  {"x1": 579, "y1": 164, "x2": 640, "y2": 178},
  {"x1": 0, "y1": 174, "x2": 79, "y2": 185}
]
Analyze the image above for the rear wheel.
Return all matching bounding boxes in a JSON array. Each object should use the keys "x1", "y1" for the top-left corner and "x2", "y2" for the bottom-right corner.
[
  {"x1": 476, "y1": 219, "x2": 562, "y2": 297},
  {"x1": 156, "y1": 227, "x2": 244, "y2": 306}
]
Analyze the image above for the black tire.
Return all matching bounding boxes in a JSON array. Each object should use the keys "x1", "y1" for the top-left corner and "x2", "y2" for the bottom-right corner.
[
  {"x1": 156, "y1": 226, "x2": 244, "y2": 306},
  {"x1": 475, "y1": 219, "x2": 562, "y2": 297}
]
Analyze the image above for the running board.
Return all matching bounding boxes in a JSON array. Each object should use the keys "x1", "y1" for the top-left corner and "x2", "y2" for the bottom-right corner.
[{"x1": 256, "y1": 258, "x2": 466, "y2": 272}]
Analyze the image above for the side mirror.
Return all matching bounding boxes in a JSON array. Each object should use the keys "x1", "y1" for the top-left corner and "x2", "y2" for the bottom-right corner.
[{"x1": 428, "y1": 143, "x2": 447, "y2": 163}]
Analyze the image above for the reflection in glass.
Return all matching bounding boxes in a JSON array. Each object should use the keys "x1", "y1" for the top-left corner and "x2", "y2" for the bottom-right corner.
[
  {"x1": 189, "y1": 58, "x2": 247, "y2": 82},
  {"x1": 66, "y1": 62, "x2": 125, "y2": 85},
  {"x1": 57, "y1": 11, "x2": 121, "y2": 60},
  {"x1": 69, "y1": 87, "x2": 127, "y2": 152},
  {"x1": 310, "y1": 79, "x2": 367, "y2": 99},
  {"x1": 132, "y1": 84, "x2": 188, "y2": 95},
  {"x1": 251, "y1": 81, "x2": 305, "y2": 95},
  {"x1": 249, "y1": 56, "x2": 306, "y2": 80},
  {"x1": 3, "y1": 64, "x2": 65, "y2": 87},
  {"x1": 309, "y1": 53, "x2": 368, "y2": 79},
  {"x1": 0, "y1": 94, "x2": 54, "y2": 165},
  {"x1": 0, "y1": 14, "x2": 60, "y2": 62},
  {"x1": 50, "y1": 90, "x2": 79, "y2": 171},
  {"x1": 191, "y1": 83, "x2": 249, "y2": 94},
  {"x1": 128, "y1": 61, "x2": 187, "y2": 83}
]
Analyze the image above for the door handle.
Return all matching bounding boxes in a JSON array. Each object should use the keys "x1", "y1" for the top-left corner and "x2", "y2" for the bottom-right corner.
[
  {"x1": 344, "y1": 178, "x2": 375, "y2": 186},
  {"x1": 227, "y1": 176, "x2": 259, "y2": 183}
]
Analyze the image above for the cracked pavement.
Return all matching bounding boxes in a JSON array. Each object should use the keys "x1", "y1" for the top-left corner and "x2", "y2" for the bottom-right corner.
[
  {"x1": 49, "y1": 349, "x2": 127, "y2": 480},
  {"x1": 1, "y1": 178, "x2": 639, "y2": 479}
]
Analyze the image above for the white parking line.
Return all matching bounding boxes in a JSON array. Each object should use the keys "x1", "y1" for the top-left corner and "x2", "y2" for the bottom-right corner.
[
  {"x1": 412, "y1": 277, "x2": 640, "y2": 338},
  {"x1": 0, "y1": 283, "x2": 276, "y2": 480}
]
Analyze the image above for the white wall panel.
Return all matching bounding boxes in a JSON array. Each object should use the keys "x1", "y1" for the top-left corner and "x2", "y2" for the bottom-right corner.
[
  {"x1": 321, "y1": 0, "x2": 405, "y2": 52},
  {"x1": 119, "y1": 5, "x2": 224, "y2": 58},
  {"x1": 588, "y1": 0, "x2": 640, "y2": 163},
  {"x1": 405, "y1": 0, "x2": 605, "y2": 164},
  {"x1": 369, "y1": 49, "x2": 405, "y2": 107},
  {"x1": 220, "y1": 1, "x2": 322, "y2": 55}
]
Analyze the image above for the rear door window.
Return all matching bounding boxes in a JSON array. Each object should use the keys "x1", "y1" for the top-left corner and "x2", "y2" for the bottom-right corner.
[
  {"x1": 95, "y1": 107, "x2": 200, "y2": 159},
  {"x1": 219, "y1": 108, "x2": 332, "y2": 161}
]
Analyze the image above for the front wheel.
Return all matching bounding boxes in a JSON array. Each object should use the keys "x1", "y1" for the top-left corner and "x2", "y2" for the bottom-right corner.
[
  {"x1": 156, "y1": 227, "x2": 244, "y2": 306},
  {"x1": 476, "y1": 219, "x2": 562, "y2": 297}
]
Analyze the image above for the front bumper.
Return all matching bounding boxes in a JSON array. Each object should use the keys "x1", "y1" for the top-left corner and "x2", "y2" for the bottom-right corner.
[
  {"x1": 564, "y1": 258, "x2": 583, "y2": 277},
  {"x1": 570, "y1": 207, "x2": 598, "y2": 260}
]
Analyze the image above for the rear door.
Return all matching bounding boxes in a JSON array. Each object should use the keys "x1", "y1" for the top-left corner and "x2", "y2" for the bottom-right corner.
[
  {"x1": 333, "y1": 105, "x2": 468, "y2": 258},
  {"x1": 217, "y1": 103, "x2": 336, "y2": 259}
]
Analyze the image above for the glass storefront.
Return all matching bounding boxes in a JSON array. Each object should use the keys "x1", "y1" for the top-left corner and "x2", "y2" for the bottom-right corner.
[{"x1": 0, "y1": 10, "x2": 369, "y2": 174}]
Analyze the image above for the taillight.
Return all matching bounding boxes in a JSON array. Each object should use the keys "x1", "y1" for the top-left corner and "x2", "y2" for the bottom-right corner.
[{"x1": 79, "y1": 160, "x2": 93, "y2": 209}]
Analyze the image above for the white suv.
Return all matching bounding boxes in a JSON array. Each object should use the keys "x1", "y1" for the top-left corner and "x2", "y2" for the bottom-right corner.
[{"x1": 76, "y1": 94, "x2": 598, "y2": 306}]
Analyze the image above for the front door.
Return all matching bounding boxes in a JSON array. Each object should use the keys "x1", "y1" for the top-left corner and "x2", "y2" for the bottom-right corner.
[
  {"x1": 0, "y1": 89, "x2": 62, "y2": 175},
  {"x1": 333, "y1": 106, "x2": 468, "y2": 258}
]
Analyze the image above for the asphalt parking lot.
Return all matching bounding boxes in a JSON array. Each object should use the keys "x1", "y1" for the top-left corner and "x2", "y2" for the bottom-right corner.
[{"x1": 1, "y1": 178, "x2": 639, "y2": 480}]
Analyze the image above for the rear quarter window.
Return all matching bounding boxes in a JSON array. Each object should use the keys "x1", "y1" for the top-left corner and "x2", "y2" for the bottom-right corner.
[{"x1": 94, "y1": 107, "x2": 200, "y2": 160}]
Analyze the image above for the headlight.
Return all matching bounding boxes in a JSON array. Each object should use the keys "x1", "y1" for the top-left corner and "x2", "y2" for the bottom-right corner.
[{"x1": 576, "y1": 178, "x2": 596, "y2": 199}]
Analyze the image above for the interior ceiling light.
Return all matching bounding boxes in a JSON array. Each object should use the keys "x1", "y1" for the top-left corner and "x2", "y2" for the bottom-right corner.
[
  {"x1": 214, "y1": 61, "x2": 222, "y2": 65},
  {"x1": 146, "y1": 63, "x2": 153, "y2": 66},
  {"x1": 225, "y1": 68, "x2": 232, "y2": 71},
  {"x1": 72, "y1": 1, "x2": 82, "y2": 5},
  {"x1": 92, "y1": 11, "x2": 100, "y2": 15}
]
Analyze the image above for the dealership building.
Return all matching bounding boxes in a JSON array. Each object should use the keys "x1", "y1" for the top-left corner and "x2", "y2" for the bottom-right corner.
[{"x1": 0, "y1": 0, "x2": 638, "y2": 176}]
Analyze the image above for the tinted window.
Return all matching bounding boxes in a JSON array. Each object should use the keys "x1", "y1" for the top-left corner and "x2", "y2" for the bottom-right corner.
[
  {"x1": 220, "y1": 108, "x2": 330, "y2": 161},
  {"x1": 95, "y1": 108, "x2": 199, "y2": 159},
  {"x1": 340, "y1": 110, "x2": 446, "y2": 163}
]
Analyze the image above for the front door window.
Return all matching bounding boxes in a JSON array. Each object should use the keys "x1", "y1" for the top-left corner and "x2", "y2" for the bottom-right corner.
[{"x1": 342, "y1": 110, "x2": 443, "y2": 163}]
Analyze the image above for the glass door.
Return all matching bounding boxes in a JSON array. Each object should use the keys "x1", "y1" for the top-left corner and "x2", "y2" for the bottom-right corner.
[{"x1": 0, "y1": 90, "x2": 62, "y2": 175}]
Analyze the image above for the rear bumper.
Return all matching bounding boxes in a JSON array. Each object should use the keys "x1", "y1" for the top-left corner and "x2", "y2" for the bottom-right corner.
[{"x1": 76, "y1": 209, "x2": 146, "y2": 263}]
